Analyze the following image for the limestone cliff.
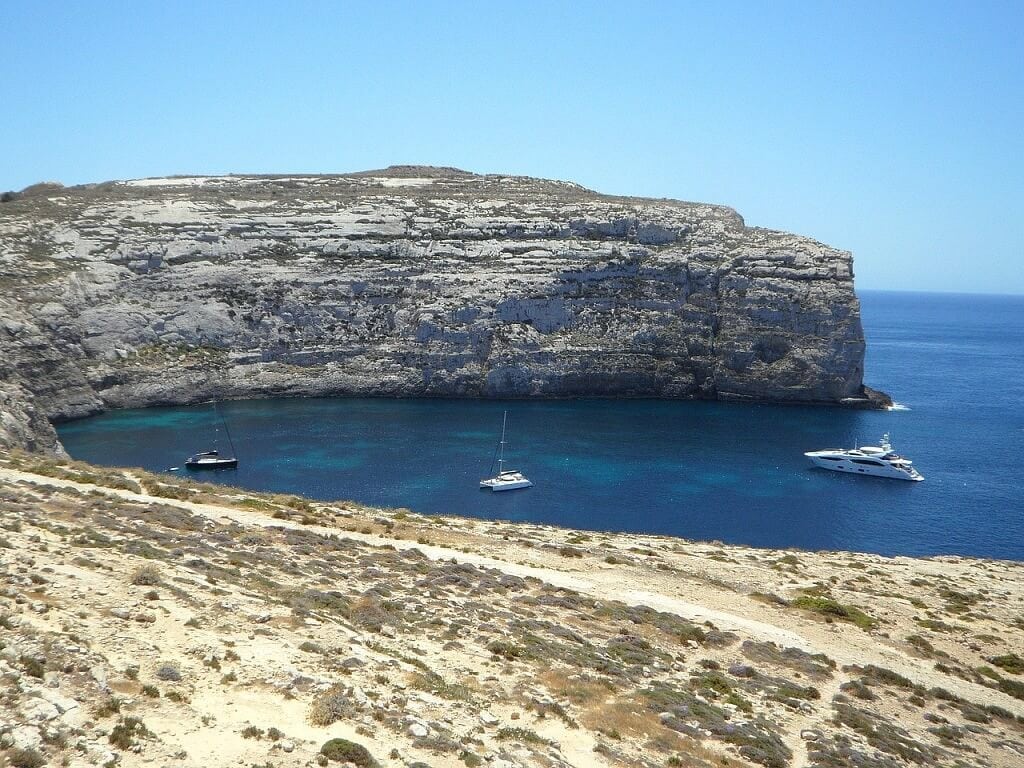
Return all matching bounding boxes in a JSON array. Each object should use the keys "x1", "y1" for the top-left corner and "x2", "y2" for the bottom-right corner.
[{"x1": 0, "y1": 166, "x2": 884, "y2": 452}]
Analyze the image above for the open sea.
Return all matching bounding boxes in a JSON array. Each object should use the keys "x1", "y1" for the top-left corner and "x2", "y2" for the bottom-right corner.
[{"x1": 57, "y1": 291, "x2": 1024, "y2": 560}]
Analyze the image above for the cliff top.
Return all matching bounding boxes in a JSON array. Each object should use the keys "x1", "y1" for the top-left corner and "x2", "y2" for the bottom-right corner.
[{"x1": 1, "y1": 166, "x2": 741, "y2": 222}]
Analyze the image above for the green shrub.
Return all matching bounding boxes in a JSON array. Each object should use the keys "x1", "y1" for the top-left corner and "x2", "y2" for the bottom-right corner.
[
  {"x1": 19, "y1": 655, "x2": 45, "y2": 679},
  {"x1": 792, "y1": 595, "x2": 876, "y2": 630},
  {"x1": 906, "y1": 634, "x2": 936, "y2": 655},
  {"x1": 774, "y1": 684, "x2": 820, "y2": 701},
  {"x1": 109, "y1": 716, "x2": 152, "y2": 750},
  {"x1": 840, "y1": 679, "x2": 877, "y2": 700},
  {"x1": 320, "y1": 738, "x2": 377, "y2": 766},
  {"x1": 496, "y1": 727, "x2": 551, "y2": 745},
  {"x1": 487, "y1": 640, "x2": 526, "y2": 660},
  {"x1": 855, "y1": 664, "x2": 916, "y2": 689},
  {"x1": 990, "y1": 653, "x2": 1024, "y2": 675},
  {"x1": 94, "y1": 696, "x2": 124, "y2": 717},
  {"x1": 410, "y1": 670, "x2": 473, "y2": 701},
  {"x1": 691, "y1": 671, "x2": 732, "y2": 695},
  {"x1": 727, "y1": 691, "x2": 753, "y2": 712},
  {"x1": 997, "y1": 676, "x2": 1024, "y2": 701},
  {"x1": 7, "y1": 748, "x2": 46, "y2": 768}
]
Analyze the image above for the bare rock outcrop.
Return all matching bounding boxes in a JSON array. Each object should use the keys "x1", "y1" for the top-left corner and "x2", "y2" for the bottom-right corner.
[{"x1": 0, "y1": 167, "x2": 885, "y2": 451}]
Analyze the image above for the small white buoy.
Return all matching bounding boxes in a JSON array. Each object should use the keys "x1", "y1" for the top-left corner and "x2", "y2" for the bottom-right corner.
[{"x1": 167, "y1": 467, "x2": 180, "y2": 472}]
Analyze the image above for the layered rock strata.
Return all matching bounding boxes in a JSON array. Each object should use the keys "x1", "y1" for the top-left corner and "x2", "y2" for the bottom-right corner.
[{"x1": 0, "y1": 167, "x2": 883, "y2": 452}]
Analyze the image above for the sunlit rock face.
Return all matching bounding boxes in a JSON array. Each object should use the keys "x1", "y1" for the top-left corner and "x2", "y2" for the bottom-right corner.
[{"x1": 0, "y1": 166, "x2": 879, "y2": 451}]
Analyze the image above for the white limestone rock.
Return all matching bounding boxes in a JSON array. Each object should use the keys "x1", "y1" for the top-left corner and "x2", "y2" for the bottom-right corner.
[{"x1": 0, "y1": 167, "x2": 886, "y2": 453}]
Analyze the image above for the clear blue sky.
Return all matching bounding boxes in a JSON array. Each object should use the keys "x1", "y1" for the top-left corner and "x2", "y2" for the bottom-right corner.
[{"x1": 3, "y1": 1, "x2": 1022, "y2": 293}]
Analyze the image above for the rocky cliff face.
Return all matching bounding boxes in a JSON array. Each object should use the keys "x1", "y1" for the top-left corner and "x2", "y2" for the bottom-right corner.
[{"x1": 0, "y1": 167, "x2": 882, "y2": 452}]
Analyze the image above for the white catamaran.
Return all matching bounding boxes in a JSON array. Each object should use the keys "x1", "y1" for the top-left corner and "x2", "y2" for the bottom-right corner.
[{"x1": 479, "y1": 410, "x2": 533, "y2": 491}]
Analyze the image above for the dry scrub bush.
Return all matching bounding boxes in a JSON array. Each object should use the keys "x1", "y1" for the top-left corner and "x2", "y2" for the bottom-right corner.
[
  {"x1": 309, "y1": 684, "x2": 350, "y2": 726},
  {"x1": 131, "y1": 564, "x2": 161, "y2": 586},
  {"x1": 155, "y1": 662, "x2": 182, "y2": 681}
]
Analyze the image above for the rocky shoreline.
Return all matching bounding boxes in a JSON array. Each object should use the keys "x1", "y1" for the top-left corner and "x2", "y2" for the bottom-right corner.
[{"x1": 1, "y1": 167, "x2": 886, "y2": 454}]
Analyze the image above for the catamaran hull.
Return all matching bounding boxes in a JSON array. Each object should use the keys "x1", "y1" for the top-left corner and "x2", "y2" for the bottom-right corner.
[
  {"x1": 805, "y1": 454, "x2": 922, "y2": 481},
  {"x1": 479, "y1": 479, "x2": 533, "y2": 491}
]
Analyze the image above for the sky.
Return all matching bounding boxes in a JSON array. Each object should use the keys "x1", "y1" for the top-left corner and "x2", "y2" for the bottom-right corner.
[{"x1": 2, "y1": 1, "x2": 1022, "y2": 294}]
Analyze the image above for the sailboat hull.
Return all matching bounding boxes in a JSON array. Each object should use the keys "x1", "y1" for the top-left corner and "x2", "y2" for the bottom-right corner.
[{"x1": 185, "y1": 457, "x2": 238, "y2": 470}]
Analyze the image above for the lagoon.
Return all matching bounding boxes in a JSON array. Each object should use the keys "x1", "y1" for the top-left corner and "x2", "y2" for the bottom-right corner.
[{"x1": 58, "y1": 291, "x2": 1024, "y2": 560}]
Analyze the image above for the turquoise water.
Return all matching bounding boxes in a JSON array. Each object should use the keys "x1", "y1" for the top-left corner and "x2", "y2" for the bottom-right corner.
[{"x1": 57, "y1": 290, "x2": 1024, "y2": 560}]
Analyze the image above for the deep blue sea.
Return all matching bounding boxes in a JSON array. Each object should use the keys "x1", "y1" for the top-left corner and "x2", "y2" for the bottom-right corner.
[{"x1": 57, "y1": 291, "x2": 1024, "y2": 560}]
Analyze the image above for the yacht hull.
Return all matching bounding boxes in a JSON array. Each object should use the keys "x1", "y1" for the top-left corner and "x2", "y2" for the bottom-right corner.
[{"x1": 804, "y1": 452, "x2": 922, "y2": 481}]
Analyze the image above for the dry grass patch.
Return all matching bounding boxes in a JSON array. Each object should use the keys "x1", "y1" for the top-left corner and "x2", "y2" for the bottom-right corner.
[
  {"x1": 579, "y1": 697, "x2": 663, "y2": 740},
  {"x1": 539, "y1": 669, "x2": 612, "y2": 705},
  {"x1": 347, "y1": 595, "x2": 392, "y2": 632},
  {"x1": 408, "y1": 670, "x2": 474, "y2": 701},
  {"x1": 649, "y1": 734, "x2": 735, "y2": 767}
]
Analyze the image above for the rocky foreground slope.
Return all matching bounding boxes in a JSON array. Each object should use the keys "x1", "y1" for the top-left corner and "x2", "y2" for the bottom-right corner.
[
  {"x1": 0, "y1": 168, "x2": 881, "y2": 453},
  {"x1": 1, "y1": 454, "x2": 1022, "y2": 768}
]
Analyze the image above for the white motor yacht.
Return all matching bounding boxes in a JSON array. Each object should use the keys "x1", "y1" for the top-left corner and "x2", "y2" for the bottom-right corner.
[
  {"x1": 804, "y1": 433, "x2": 923, "y2": 481},
  {"x1": 480, "y1": 411, "x2": 533, "y2": 491}
]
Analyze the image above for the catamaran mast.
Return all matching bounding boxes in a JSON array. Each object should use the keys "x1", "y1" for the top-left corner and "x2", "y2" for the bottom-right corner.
[{"x1": 498, "y1": 410, "x2": 507, "y2": 474}]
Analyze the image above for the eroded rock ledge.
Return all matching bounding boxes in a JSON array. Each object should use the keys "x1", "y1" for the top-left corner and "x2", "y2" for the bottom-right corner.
[{"x1": 0, "y1": 166, "x2": 886, "y2": 452}]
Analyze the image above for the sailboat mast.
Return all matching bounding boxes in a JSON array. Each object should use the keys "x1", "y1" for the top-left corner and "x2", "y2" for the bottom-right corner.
[
  {"x1": 215, "y1": 402, "x2": 238, "y2": 458},
  {"x1": 498, "y1": 410, "x2": 507, "y2": 474}
]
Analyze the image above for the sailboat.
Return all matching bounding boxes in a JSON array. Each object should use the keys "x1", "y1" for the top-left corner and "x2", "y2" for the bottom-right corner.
[
  {"x1": 479, "y1": 410, "x2": 532, "y2": 491},
  {"x1": 184, "y1": 402, "x2": 239, "y2": 470}
]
